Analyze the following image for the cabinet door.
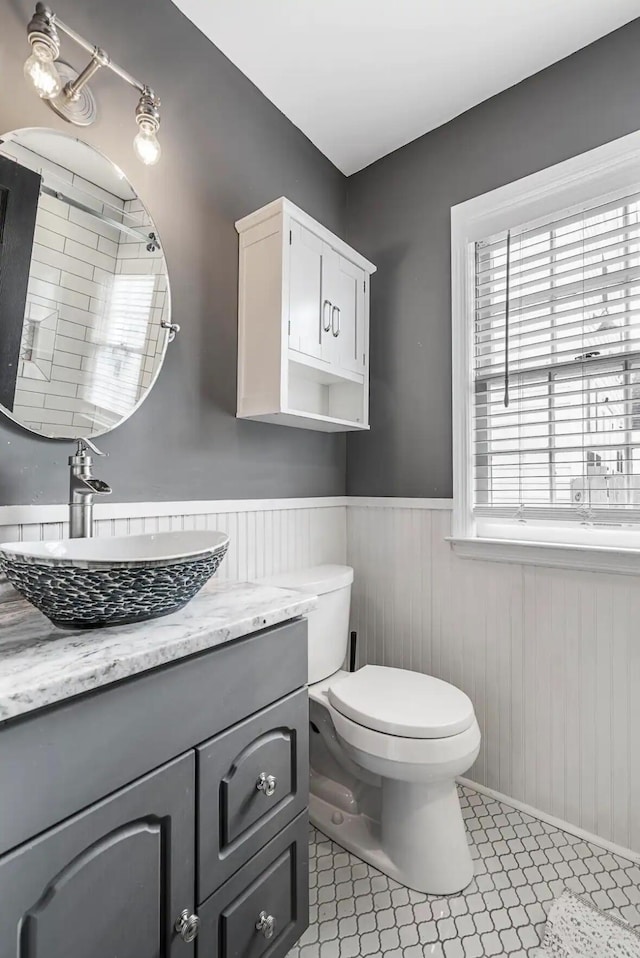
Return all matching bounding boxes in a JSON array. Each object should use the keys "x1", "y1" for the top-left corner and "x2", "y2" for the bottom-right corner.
[
  {"x1": 288, "y1": 222, "x2": 324, "y2": 359},
  {"x1": 0, "y1": 752, "x2": 195, "y2": 958},
  {"x1": 321, "y1": 248, "x2": 367, "y2": 375},
  {"x1": 197, "y1": 689, "x2": 308, "y2": 902},
  {"x1": 197, "y1": 812, "x2": 308, "y2": 958}
]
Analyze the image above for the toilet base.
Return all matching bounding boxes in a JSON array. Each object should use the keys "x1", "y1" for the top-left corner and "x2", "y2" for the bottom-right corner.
[
  {"x1": 310, "y1": 793, "x2": 403, "y2": 886},
  {"x1": 310, "y1": 778, "x2": 475, "y2": 895},
  {"x1": 381, "y1": 777, "x2": 474, "y2": 894}
]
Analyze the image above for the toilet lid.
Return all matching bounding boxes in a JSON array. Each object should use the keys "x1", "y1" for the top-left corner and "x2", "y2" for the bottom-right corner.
[{"x1": 327, "y1": 665, "x2": 475, "y2": 739}]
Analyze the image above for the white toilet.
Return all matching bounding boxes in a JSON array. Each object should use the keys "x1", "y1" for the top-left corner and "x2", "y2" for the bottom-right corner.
[{"x1": 260, "y1": 564, "x2": 481, "y2": 895}]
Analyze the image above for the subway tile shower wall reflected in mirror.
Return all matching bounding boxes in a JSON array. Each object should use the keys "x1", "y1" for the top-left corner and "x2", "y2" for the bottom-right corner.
[{"x1": 0, "y1": 128, "x2": 173, "y2": 439}]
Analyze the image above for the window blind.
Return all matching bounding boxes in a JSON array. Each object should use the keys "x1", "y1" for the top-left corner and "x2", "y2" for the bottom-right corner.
[{"x1": 473, "y1": 188, "x2": 640, "y2": 524}]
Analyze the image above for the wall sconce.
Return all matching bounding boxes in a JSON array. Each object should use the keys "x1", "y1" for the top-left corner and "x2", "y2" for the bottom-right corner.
[{"x1": 24, "y1": 3, "x2": 162, "y2": 165}]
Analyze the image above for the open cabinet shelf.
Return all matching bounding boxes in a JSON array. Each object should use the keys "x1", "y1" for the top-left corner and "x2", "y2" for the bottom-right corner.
[
  {"x1": 288, "y1": 351, "x2": 365, "y2": 386},
  {"x1": 245, "y1": 409, "x2": 370, "y2": 432}
]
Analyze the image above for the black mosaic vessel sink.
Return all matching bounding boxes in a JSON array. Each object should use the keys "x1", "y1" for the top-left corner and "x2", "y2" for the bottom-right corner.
[{"x1": 0, "y1": 531, "x2": 229, "y2": 629}]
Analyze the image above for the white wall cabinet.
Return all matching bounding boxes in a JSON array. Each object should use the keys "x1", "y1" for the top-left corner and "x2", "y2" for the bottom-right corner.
[{"x1": 236, "y1": 197, "x2": 376, "y2": 432}]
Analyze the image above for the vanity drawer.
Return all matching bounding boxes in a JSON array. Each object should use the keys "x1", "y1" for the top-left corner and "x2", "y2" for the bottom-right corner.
[
  {"x1": 197, "y1": 688, "x2": 308, "y2": 901},
  {"x1": 197, "y1": 812, "x2": 308, "y2": 958}
]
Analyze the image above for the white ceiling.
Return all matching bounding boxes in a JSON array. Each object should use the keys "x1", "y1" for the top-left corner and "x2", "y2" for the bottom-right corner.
[{"x1": 173, "y1": 0, "x2": 640, "y2": 175}]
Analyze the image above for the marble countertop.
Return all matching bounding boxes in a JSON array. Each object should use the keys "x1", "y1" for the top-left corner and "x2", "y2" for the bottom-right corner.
[{"x1": 0, "y1": 579, "x2": 316, "y2": 724}]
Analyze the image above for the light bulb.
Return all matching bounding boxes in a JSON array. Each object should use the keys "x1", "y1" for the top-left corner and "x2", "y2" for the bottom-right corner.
[
  {"x1": 133, "y1": 124, "x2": 161, "y2": 166},
  {"x1": 23, "y1": 41, "x2": 61, "y2": 99}
]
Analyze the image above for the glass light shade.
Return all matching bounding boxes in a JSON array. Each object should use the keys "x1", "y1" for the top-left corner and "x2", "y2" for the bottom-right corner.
[
  {"x1": 133, "y1": 124, "x2": 161, "y2": 166},
  {"x1": 23, "y1": 42, "x2": 62, "y2": 99}
]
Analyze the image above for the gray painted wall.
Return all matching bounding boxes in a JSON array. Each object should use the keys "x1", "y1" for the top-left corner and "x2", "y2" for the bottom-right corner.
[
  {"x1": 4, "y1": 5, "x2": 640, "y2": 505},
  {"x1": 0, "y1": 0, "x2": 347, "y2": 505},
  {"x1": 346, "y1": 18, "x2": 640, "y2": 498}
]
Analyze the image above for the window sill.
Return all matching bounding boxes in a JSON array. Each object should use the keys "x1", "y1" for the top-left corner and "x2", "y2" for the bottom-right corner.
[{"x1": 446, "y1": 536, "x2": 640, "y2": 576}]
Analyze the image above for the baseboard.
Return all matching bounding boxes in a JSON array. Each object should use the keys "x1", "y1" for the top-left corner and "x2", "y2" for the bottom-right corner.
[{"x1": 458, "y1": 776, "x2": 640, "y2": 865}]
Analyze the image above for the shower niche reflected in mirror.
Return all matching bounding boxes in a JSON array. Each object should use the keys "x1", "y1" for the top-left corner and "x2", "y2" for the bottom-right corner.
[{"x1": 0, "y1": 128, "x2": 172, "y2": 439}]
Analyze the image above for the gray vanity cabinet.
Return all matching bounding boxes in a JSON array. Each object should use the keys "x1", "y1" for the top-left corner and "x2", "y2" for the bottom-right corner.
[
  {"x1": 0, "y1": 618, "x2": 309, "y2": 958},
  {"x1": 0, "y1": 752, "x2": 195, "y2": 958}
]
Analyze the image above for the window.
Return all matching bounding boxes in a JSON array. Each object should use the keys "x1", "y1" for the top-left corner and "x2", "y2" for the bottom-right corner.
[
  {"x1": 476, "y1": 192, "x2": 640, "y2": 521},
  {"x1": 87, "y1": 274, "x2": 156, "y2": 422},
  {"x1": 451, "y1": 130, "x2": 640, "y2": 571}
]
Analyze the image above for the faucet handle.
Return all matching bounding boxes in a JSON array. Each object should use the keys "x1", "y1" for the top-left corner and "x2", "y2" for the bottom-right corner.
[{"x1": 75, "y1": 437, "x2": 107, "y2": 458}]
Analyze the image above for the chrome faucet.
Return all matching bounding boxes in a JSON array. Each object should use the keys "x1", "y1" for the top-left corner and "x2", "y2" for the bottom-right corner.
[{"x1": 68, "y1": 438, "x2": 112, "y2": 538}]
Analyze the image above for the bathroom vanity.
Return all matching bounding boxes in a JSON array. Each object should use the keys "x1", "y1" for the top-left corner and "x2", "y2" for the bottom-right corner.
[{"x1": 0, "y1": 579, "x2": 314, "y2": 958}]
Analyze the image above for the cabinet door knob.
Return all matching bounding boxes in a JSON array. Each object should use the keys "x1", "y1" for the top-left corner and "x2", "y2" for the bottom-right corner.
[
  {"x1": 331, "y1": 305, "x2": 341, "y2": 337},
  {"x1": 175, "y1": 909, "x2": 200, "y2": 942},
  {"x1": 256, "y1": 772, "x2": 277, "y2": 796},
  {"x1": 322, "y1": 299, "x2": 332, "y2": 333},
  {"x1": 256, "y1": 910, "x2": 276, "y2": 939}
]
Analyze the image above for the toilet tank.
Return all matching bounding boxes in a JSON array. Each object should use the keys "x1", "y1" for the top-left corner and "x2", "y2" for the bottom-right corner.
[{"x1": 257, "y1": 565, "x2": 353, "y2": 684}]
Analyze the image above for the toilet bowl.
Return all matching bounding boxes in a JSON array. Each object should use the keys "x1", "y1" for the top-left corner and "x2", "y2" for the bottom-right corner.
[{"x1": 258, "y1": 564, "x2": 481, "y2": 894}]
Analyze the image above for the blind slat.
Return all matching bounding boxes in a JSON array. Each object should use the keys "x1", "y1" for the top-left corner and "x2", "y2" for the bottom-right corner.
[{"x1": 477, "y1": 441, "x2": 639, "y2": 458}]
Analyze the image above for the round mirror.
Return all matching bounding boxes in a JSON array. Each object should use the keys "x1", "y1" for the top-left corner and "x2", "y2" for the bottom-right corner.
[{"x1": 0, "y1": 128, "x2": 171, "y2": 439}]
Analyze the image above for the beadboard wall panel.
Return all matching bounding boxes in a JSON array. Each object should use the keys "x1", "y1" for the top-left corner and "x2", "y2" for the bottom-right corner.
[
  {"x1": 0, "y1": 499, "x2": 347, "y2": 584},
  {"x1": 347, "y1": 503, "x2": 640, "y2": 854},
  {"x1": 4, "y1": 495, "x2": 637, "y2": 853}
]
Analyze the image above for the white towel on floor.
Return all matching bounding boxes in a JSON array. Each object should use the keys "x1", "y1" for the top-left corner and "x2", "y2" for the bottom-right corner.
[{"x1": 536, "y1": 891, "x2": 640, "y2": 958}]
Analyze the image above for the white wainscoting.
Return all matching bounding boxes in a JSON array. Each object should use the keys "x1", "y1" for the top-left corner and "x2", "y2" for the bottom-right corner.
[
  {"x1": 0, "y1": 498, "x2": 347, "y2": 584},
  {"x1": 347, "y1": 501, "x2": 640, "y2": 856}
]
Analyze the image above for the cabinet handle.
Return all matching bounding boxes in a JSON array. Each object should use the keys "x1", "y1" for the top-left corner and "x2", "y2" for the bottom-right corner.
[
  {"x1": 256, "y1": 910, "x2": 276, "y2": 939},
  {"x1": 175, "y1": 909, "x2": 200, "y2": 942},
  {"x1": 322, "y1": 299, "x2": 332, "y2": 333},
  {"x1": 332, "y1": 305, "x2": 341, "y2": 338},
  {"x1": 256, "y1": 772, "x2": 277, "y2": 796}
]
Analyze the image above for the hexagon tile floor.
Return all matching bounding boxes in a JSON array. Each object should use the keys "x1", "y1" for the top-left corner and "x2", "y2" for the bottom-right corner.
[{"x1": 287, "y1": 784, "x2": 640, "y2": 958}]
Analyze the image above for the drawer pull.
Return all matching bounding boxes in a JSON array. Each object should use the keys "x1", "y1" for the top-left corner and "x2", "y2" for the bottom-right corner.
[
  {"x1": 256, "y1": 772, "x2": 277, "y2": 797},
  {"x1": 256, "y1": 910, "x2": 276, "y2": 939},
  {"x1": 175, "y1": 908, "x2": 200, "y2": 942}
]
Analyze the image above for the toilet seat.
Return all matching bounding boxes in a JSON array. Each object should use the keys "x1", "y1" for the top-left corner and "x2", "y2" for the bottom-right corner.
[
  {"x1": 328, "y1": 665, "x2": 475, "y2": 739},
  {"x1": 328, "y1": 703, "x2": 481, "y2": 779}
]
